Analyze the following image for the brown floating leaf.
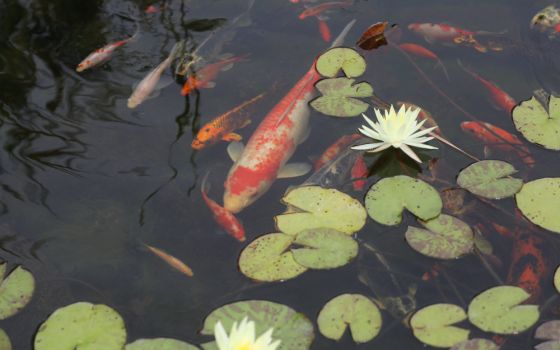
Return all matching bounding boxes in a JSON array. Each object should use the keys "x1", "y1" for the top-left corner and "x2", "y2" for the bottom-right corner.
[{"x1": 357, "y1": 22, "x2": 389, "y2": 50}]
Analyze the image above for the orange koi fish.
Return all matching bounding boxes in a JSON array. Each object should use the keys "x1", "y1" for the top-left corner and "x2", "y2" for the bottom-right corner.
[
  {"x1": 461, "y1": 121, "x2": 534, "y2": 167},
  {"x1": 298, "y1": 0, "x2": 353, "y2": 20},
  {"x1": 181, "y1": 55, "x2": 248, "y2": 96},
  {"x1": 350, "y1": 154, "x2": 367, "y2": 190},
  {"x1": 314, "y1": 134, "x2": 362, "y2": 170},
  {"x1": 318, "y1": 19, "x2": 332, "y2": 42},
  {"x1": 76, "y1": 28, "x2": 139, "y2": 72},
  {"x1": 145, "y1": 4, "x2": 167, "y2": 13},
  {"x1": 202, "y1": 174, "x2": 246, "y2": 241},
  {"x1": 145, "y1": 244, "x2": 194, "y2": 277},
  {"x1": 458, "y1": 62, "x2": 516, "y2": 113},
  {"x1": 398, "y1": 43, "x2": 449, "y2": 79},
  {"x1": 192, "y1": 93, "x2": 265, "y2": 150}
]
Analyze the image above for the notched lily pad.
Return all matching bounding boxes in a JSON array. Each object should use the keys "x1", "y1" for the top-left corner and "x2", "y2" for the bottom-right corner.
[
  {"x1": 0, "y1": 329, "x2": 11, "y2": 350},
  {"x1": 317, "y1": 294, "x2": 382, "y2": 343},
  {"x1": 457, "y1": 160, "x2": 523, "y2": 199},
  {"x1": 365, "y1": 175, "x2": 442, "y2": 226},
  {"x1": 239, "y1": 233, "x2": 307, "y2": 282},
  {"x1": 275, "y1": 186, "x2": 366, "y2": 235},
  {"x1": 316, "y1": 47, "x2": 366, "y2": 78},
  {"x1": 201, "y1": 300, "x2": 314, "y2": 350},
  {"x1": 34, "y1": 302, "x2": 127, "y2": 350},
  {"x1": 405, "y1": 214, "x2": 474, "y2": 259},
  {"x1": 516, "y1": 178, "x2": 560, "y2": 233},
  {"x1": 310, "y1": 78, "x2": 373, "y2": 117},
  {"x1": 512, "y1": 94, "x2": 560, "y2": 150},
  {"x1": 291, "y1": 228, "x2": 358, "y2": 269},
  {"x1": 468, "y1": 285, "x2": 539, "y2": 334},
  {"x1": 0, "y1": 264, "x2": 35, "y2": 320},
  {"x1": 125, "y1": 338, "x2": 199, "y2": 350},
  {"x1": 410, "y1": 303, "x2": 469, "y2": 348},
  {"x1": 450, "y1": 338, "x2": 499, "y2": 350}
]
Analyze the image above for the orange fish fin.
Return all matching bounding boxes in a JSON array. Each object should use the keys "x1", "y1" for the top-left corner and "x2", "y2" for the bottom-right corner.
[
  {"x1": 222, "y1": 133, "x2": 242, "y2": 142},
  {"x1": 202, "y1": 81, "x2": 216, "y2": 88}
]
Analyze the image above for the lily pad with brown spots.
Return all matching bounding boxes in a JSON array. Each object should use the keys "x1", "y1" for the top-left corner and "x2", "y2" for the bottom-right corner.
[
  {"x1": 457, "y1": 160, "x2": 523, "y2": 200},
  {"x1": 450, "y1": 338, "x2": 499, "y2": 350},
  {"x1": 512, "y1": 94, "x2": 560, "y2": 150},
  {"x1": 291, "y1": 228, "x2": 358, "y2": 269},
  {"x1": 125, "y1": 338, "x2": 199, "y2": 350},
  {"x1": 316, "y1": 47, "x2": 366, "y2": 78},
  {"x1": 0, "y1": 264, "x2": 35, "y2": 320},
  {"x1": 310, "y1": 78, "x2": 373, "y2": 117},
  {"x1": 516, "y1": 178, "x2": 560, "y2": 233},
  {"x1": 410, "y1": 303, "x2": 469, "y2": 348}
]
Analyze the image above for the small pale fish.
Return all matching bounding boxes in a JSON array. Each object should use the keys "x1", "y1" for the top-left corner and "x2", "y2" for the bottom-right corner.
[
  {"x1": 128, "y1": 41, "x2": 184, "y2": 109},
  {"x1": 192, "y1": 92, "x2": 265, "y2": 150},
  {"x1": 145, "y1": 244, "x2": 194, "y2": 277}
]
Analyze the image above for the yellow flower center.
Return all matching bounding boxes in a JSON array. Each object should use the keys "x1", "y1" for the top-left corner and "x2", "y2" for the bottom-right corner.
[{"x1": 235, "y1": 343, "x2": 251, "y2": 350}]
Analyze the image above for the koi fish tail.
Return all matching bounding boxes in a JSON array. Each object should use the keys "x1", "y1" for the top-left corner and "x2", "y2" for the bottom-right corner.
[
  {"x1": 330, "y1": 19, "x2": 356, "y2": 48},
  {"x1": 434, "y1": 59, "x2": 450, "y2": 81}
]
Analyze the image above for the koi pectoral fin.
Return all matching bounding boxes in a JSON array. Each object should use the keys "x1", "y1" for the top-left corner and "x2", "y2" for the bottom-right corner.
[
  {"x1": 222, "y1": 132, "x2": 242, "y2": 142},
  {"x1": 201, "y1": 81, "x2": 216, "y2": 88},
  {"x1": 227, "y1": 141, "x2": 245, "y2": 162},
  {"x1": 278, "y1": 162, "x2": 312, "y2": 178}
]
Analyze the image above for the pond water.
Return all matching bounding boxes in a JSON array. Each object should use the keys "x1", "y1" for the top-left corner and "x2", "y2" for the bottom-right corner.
[{"x1": 2, "y1": 0, "x2": 560, "y2": 349}]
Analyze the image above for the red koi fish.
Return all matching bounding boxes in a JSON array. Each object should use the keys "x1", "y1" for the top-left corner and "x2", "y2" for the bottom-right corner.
[
  {"x1": 314, "y1": 134, "x2": 362, "y2": 170},
  {"x1": 145, "y1": 4, "x2": 167, "y2": 13},
  {"x1": 201, "y1": 174, "x2": 246, "y2": 241},
  {"x1": 350, "y1": 155, "x2": 368, "y2": 190},
  {"x1": 398, "y1": 43, "x2": 449, "y2": 79},
  {"x1": 458, "y1": 62, "x2": 516, "y2": 113},
  {"x1": 181, "y1": 55, "x2": 248, "y2": 96},
  {"x1": 223, "y1": 21, "x2": 355, "y2": 213},
  {"x1": 461, "y1": 121, "x2": 534, "y2": 167},
  {"x1": 408, "y1": 23, "x2": 475, "y2": 43},
  {"x1": 76, "y1": 34, "x2": 138, "y2": 72},
  {"x1": 318, "y1": 19, "x2": 332, "y2": 42},
  {"x1": 298, "y1": 0, "x2": 353, "y2": 20}
]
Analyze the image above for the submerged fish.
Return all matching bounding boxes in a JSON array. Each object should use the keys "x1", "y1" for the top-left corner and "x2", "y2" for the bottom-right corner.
[
  {"x1": 408, "y1": 23, "x2": 475, "y2": 43},
  {"x1": 202, "y1": 174, "x2": 246, "y2": 241},
  {"x1": 223, "y1": 20, "x2": 356, "y2": 213},
  {"x1": 181, "y1": 55, "x2": 248, "y2": 96},
  {"x1": 350, "y1": 154, "x2": 367, "y2": 190},
  {"x1": 128, "y1": 41, "x2": 184, "y2": 109},
  {"x1": 192, "y1": 93, "x2": 265, "y2": 150},
  {"x1": 398, "y1": 43, "x2": 449, "y2": 79},
  {"x1": 313, "y1": 134, "x2": 362, "y2": 170},
  {"x1": 531, "y1": 5, "x2": 560, "y2": 38},
  {"x1": 298, "y1": 0, "x2": 352, "y2": 20},
  {"x1": 145, "y1": 244, "x2": 194, "y2": 277}
]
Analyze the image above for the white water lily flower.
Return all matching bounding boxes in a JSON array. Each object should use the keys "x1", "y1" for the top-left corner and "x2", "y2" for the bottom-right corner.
[
  {"x1": 214, "y1": 317, "x2": 281, "y2": 350},
  {"x1": 352, "y1": 104, "x2": 438, "y2": 163}
]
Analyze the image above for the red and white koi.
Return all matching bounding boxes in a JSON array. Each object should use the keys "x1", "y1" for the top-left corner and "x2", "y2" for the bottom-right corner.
[
  {"x1": 408, "y1": 23, "x2": 475, "y2": 43},
  {"x1": 298, "y1": 0, "x2": 352, "y2": 42},
  {"x1": 181, "y1": 55, "x2": 248, "y2": 96},
  {"x1": 201, "y1": 174, "x2": 246, "y2": 242},
  {"x1": 223, "y1": 20, "x2": 356, "y2": 213},
  {"x1": 76, "y1": 27, "x2": 139, "y2": 72},
  {"x1": 398, "y1": 43, "x2": 449, "y2": 79}
]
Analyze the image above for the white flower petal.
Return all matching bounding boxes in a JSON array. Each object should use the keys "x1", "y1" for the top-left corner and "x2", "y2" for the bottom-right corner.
[
  {"x1": 352, "y1": 142, "x2": 386, "y2": 150},
  {"x1": 400, "y1": 144, "x2": 422, "y2": 163},
  {"x1": 366, "y1": 143, "x2": 392, "y2": 153}
]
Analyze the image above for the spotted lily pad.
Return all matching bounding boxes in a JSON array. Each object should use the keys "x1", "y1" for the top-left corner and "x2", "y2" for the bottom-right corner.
[
  {"x1": 291, "y1": 228, "x2": 358, "y2": 269},
  {"x1": 365, "y1": 175, "x2": 442, "y2": 225},
  {"x1": 310, "y1": 78, "x2": 373, "y2": 117},
  {"x1": 0, "y1": 264, "x2": 35, "y2": 320},
  {"x1": 535, "y1": 341, "x2": 560, "y2": 350},
  {"x1": 239, "y1": 233, "x2": 307, "y2": 282},
  {"x1": 468, "y1": 286, "x2": 539, "y2": 334},
  {"x1": 0, "y1": 329, "x2": 11, "y2": 350},
  {"x1": 516, "y1": 178, "x2": 560, "y2": 233},
  {"x1": 316, "y1": 47, "x2": 366, "y2": 78},
  {"x1": 201, "y1": 300, "x2": 314, "y2": 350},
  {"x1": 125, "y1": 338, "x2": 199, "y2": 350},
  {"x1": 450, "y1": 338, "x2": 499, "y2": 350},
  {"x1": 317, "y1": 294, "x2": 382, "y2": 343},
  {"x1": 512, "y1": 95, "x2": 560, "y2": 150},
  {"x1": 405, "y1": 215, "x2": 473, "y2": 259},
  {"x1": 275, "y1": 186, "x2": 366, "y2": 235},
  {"x1": 535, "y1": 321, "x2": 560, "y2": 350},
  {"x1": 410, "y1": 303, "x2": 469, "y2": 348},
  {"x1": 555, "y1": 266, "x2": 560, "y2": 293},
  {"x1": 34, "y1": 302, "x2": 127, "y2": 350},
  {"x1": 457, "y1": 160, "x2": 523, "y2": 199}
]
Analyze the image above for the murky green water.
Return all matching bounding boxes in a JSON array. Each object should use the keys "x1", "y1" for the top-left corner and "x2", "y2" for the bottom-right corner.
[{"x1": 2, "y1": 0, "x2": 560, "y2": 348}]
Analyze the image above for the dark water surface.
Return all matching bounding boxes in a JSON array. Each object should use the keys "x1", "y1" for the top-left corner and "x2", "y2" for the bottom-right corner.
[{"x1": 2, "y1": 0, "x2": 560, "y2": 348}]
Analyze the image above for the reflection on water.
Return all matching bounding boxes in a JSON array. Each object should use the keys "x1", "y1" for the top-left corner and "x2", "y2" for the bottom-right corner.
[{"x1": 2, "y1": 0, "x2": 560, "y2": 348}]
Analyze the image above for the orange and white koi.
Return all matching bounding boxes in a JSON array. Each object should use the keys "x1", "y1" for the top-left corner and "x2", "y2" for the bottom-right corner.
[
  {"x1": 458, "y1": 62, "x2": 516, "y2": 113},
  {"x1": 314, "y1": 134, "x2": 362, "y2": 170},
  {"x1": 76, "y1": 28, "x2": 139, "y2": 72},
  {"x1": 145, "y1": 244, "x2": 194, "y2": 277},
  {"x1": 398, "y1": 43, "x2": 449, "y2": 79},
  {"x1": 181, "y1": 55, "x2": 248, "y2": 96},
  {"x1": 408, "y1": 23, "x2": 475, "y2": 43},
  {"x1": 192, "y1": 93, "x2": 265, "y2": 150},
  {"x1": 128, "y1": 41, "x2": 183, "y2": 109},
  {"x1": 461, "y1": 121, "x2": 534, "y2": 166},
  {"x1": 298, "y1": 0, "x2": 353, "y2": 20},
  {"x1": 223, "y1": 20, "x2": 355, "y2": 213},
  {"x1": 202, "y1": 174, "x2": 246, "y2": 241},
  {"x1": 351, "y1": 154, "x2": 367, "y2": 190}
]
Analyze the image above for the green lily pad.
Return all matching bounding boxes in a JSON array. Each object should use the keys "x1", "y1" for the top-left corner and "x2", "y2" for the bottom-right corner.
[
  {"x1": 201, "y1": 300, "x2": 314, "y2": 350},
  {"x1": 125, "y1": 338, "x2": 199, "y2": 350},
  {"x1": 473, "y1": 227, "x2": 494, "y2": 256},
  {"x1": 468, "y1": 286, "x2": 539, "y2": 334},
  {"x1": 450, "y1": 338, "x2": 499, "y2": 350},
  {"x1": 512, "y1": 95, "x2": 560, "y2": 150},
  {"x1": 310, "y1": 78, "x2": 373, "y2": 117},
  {"x1": 34, "y1": 302, "x2": 127, "y2": 350},
  {"x1": 317, "y1": 294, "x2": 382, "y2": 343},
  {"x1": 457, "y1": 160, "x2": 523, "y2": 199},
  {"x1": 316, "y1": 47, "x2": 366, "y2": 78},
  {"x1": 365, "y1": 175, "x2": 442, "y2": 226},
  {"x1": 405, "y1": 215, "x2": 473, "y2": 259},
  {"x1": 555, "y1": 266, "x2": 560, "y2": 293},
  {"x1": 275, "y1": 186, "x2": 366, "y2": 235},
  {"x1": 239, "y1": 233, "x2": 307, "y2": 282},
  {"x1": 0, "y1": 329, "x2": 11, "y2": 350},
  {"x1": 0, "y1": 264, "x2": 35, "y2": 320},
  {"x1": 291, "y1": 228, "x2": 358, "y2": 269},
  {"x1": 516, "y1": 178, "x2": 560, "y2": 233},
  {"x1": 536, "y1": 320, "x2": 560, "y2": 340},
  {"x1": 410, "y1": 303, "x2": 469, "y2": 348},
  {"x1": 535, "y1": 341, "x2": 560, "y2": 350}
]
